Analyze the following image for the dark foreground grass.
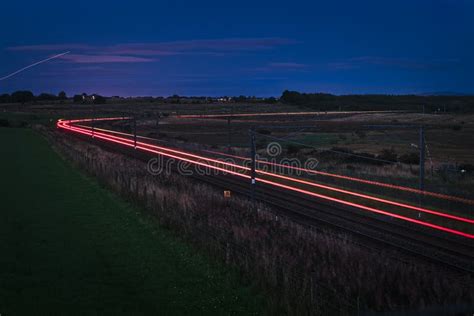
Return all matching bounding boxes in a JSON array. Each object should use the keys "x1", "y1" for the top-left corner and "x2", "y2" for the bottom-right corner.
[{"x1": 0, "y1": 127, "x2": 263, "y2": 315}]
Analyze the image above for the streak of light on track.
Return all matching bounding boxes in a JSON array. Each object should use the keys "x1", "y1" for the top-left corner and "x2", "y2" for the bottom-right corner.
[
  {"x1": 57, "y1": 118, "x2": 474, "y2": 239},
  {"x1": 177, "y1": 110, "x2": 400, "y2": 119},
  {"x1": 74, "y1": 119, "x2": 474, "y2": 206},
  {"x1": 202, "y1": 149, "x2": 474, "y2": 206}
]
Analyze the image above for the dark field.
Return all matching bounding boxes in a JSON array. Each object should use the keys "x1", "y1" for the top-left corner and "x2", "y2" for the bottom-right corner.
[
  {"x1": 2, "y1": 102, "x2": 473, "y2": 215},
  {"x1": 0, "y1": 127, "x2": 263, "y2": 314}
]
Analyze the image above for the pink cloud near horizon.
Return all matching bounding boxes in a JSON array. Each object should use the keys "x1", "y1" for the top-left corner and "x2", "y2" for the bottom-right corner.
[
  {"x1": 59, "y1": 54, "x2": 155, "y2": 63},
  {"x1": 6, "y1": 38, "x2": 295, "y2": 56},
  {"x1": 5, "y1": 38, "x2": 297, "y2": 67}
]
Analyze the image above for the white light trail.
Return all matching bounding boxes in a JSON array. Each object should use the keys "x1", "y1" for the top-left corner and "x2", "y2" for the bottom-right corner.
[{"x1": 0, "y1": 51, "x2": 70, "y2": 81}]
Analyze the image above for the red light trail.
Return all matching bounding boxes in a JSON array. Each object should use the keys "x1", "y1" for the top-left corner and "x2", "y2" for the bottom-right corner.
[
  {"x1": 72, "y1": 122, "x2": 474, "y2": 206},
  {"x1": 57, "y1": 118, "x2": 474, "y2": 239},
  {"x1": 176, "y1": 110, "x2": 399, "y2": 119},
  {"x1": 201, "y1": 150, "x2": 474, "y2": 206}
]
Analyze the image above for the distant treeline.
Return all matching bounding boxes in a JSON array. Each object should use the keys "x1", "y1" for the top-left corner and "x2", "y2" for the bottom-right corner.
[
  {"x1": 0, "y1": 91, "x2": 106, "y2": 104},
  {"x1": 0, "y1": 91, "x2": 67, "y2": 104},
  {"x1": 280, "y1": 90, "x2": 474, "y2": 113},
  {"x1": 114, "y1": 95, "x2": 278, "y2": 104},
  {"x1": 2, "y1": 89, "x2": 474, "y2": 112},
  {"x1": 0, "y1": 91, "x2": 277, "y2": 105}
]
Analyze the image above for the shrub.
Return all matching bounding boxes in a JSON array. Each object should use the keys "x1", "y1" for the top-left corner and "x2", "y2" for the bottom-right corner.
[
  {"x1": 399, "y1": 152, "x2": 419, "y2": 165},
  {"x1": 175, "y1": 135, "x2": 188, "y2": 142},
  {"x1": 378, "y1": 148, "x2": 398, "y2": 163},
  {"x1": 459, "y1": 163, "x2": 474, "y2": 173},
  {"x1": 286, "y1": 144, "x2": 301, "y2": 155},
  {"x1": 257, "y1": 129, "x2": 272, "y2": 135},
  {"x1": 355, "y1": 130, "x2": 366, "y2": 139}
]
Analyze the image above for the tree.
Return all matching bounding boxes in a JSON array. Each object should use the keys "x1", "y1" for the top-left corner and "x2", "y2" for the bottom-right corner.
[
  {"x1": 280, "y1": 90, "x2": 304, "y2": 104},
  {"x1": 73, "y1": 94, "x2": 83, "y2": 103},
  {"x1": 92, "y1": 95, "x2": 106, "y2": 104},
  {"x1": 58, "y1": 91, "x2": 67, "y2": 100},
  {"x1": 0, "y1": 94, "x2": 11, "y2": 103},
  {"x1": 11, "y1": 90, "x2": 34, "y2": 104},
  {"x1": 37, "y1": 93, "x2": 57, "y2": 101},
  {"x1": 235, "y1": 95, "x2": 247, "y2": 102},
  {"x1": 168, "y1": 94, "x2": 180, "y2": 104},
  {"x1": 265, "y1": 97, "x2": 277, "y2": 104}
]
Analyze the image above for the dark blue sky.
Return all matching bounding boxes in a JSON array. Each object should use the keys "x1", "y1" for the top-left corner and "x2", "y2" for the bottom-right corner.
[{"x1": 1, "y1": 0, "x2": 472, "y2": 96}]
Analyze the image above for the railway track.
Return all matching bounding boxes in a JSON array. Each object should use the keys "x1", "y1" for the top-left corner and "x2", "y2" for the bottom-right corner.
[
  {"x1": 57, "y1": 118, "x2": 474, "y2": 275},
  {"x1": 201, "y1": 174, "x2": 474, "y2": 274}
]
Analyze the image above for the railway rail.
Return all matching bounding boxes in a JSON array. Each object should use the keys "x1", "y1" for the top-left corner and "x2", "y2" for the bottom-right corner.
[{"x1": 57, "y1": 117, "x2": 474, "y2": 274}]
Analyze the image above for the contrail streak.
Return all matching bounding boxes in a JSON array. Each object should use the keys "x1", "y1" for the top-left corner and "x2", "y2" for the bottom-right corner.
[{"x1": 0, "y1": 51, "x2": 70, "y2": 81}]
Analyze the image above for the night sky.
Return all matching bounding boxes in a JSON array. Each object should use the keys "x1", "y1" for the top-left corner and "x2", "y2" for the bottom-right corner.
[{"x1": 1, "y1": 0, "x2": 472, "y2": 97}]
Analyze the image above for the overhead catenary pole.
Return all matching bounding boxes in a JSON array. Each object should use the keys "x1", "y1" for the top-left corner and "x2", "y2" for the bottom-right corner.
[
  {"x1": 133, "y1": 116, "x2": 137, "y2": 149},
  {"x1": 91, "y1": 96, "x2": 96, "y2": 139},
  {"x1": 92, "y1": 108, "x2": 95, "y2": 138},
  {"x1": 250, "y1": 127, "x2": 256, "y2": 205},
  {"x1": 419, "y1": 125, "x2": 425, "y2": 191},
  {"x1": 227, "y1": 115, "x2": 231, "y2": 153},
  {"x1": 227, "y1": 106, "x2": 234, "y2": 153}
]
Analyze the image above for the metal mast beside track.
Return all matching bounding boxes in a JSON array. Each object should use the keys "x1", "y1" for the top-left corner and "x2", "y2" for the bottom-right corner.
[{"x1": 250, "y1": 127, "x2": 257, "y2": 207}]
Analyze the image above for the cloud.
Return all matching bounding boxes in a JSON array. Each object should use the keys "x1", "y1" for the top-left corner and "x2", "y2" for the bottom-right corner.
[
  {"x1": 7, "y1": 44, "x2": 93, "y2": 51},
  {"x1": 59, "y1": 54, "x2": 155, "y2": 63},
  {"x1": 328, "y1": 56, "x2": 461, "y2": 70},
  {"x1": 252, "y1": 62, "x2": 309, "y2": 73},
  {"x1": 6, "y1": 38, "x2": 295, "y2": 65},
  {"x1": 7, "y1": 38, "x2": 294, "y2": 57},
  {"x1": 268, "y1": 62, "x2": 308, "y2": 69},
  {"x1": 106, "y1": 38, "x2": 295, "y2": 54}
]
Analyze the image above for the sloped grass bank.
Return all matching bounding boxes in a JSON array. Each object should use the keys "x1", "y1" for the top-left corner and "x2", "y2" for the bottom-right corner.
[{"x1": 0, "y1": 127, "x2": 263, "y2": 314}]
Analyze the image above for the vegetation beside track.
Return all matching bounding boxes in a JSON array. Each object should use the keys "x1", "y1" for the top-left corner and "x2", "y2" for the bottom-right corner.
[{"x1": 47, "y1": 126, "x2": 474, "y2": 315}]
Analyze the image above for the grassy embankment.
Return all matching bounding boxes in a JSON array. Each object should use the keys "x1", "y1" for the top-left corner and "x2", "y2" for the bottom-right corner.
[{"x1": 0, "y1": 127, "x2": 263, "y2": 314}]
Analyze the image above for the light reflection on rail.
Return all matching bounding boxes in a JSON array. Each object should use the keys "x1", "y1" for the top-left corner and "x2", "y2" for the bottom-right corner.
[{"x1": 57, "y1": 118, "x2": 474, "y2": 239}]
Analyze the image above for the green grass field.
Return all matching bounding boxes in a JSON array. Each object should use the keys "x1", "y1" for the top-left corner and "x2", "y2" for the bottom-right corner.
[{"x1": 0, "y1": 127, "x2": 263, "y2": 314}]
